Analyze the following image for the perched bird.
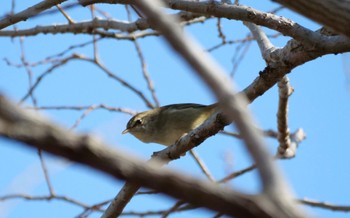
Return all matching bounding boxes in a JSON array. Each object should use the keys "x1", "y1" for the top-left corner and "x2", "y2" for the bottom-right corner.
[{"x1": 122, "y1": 103, "x2": 219, "y2": 146}]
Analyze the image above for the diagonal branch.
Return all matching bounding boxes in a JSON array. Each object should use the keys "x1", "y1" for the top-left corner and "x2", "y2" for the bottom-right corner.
[
  {"x1": 272, "y1": 0, "x2": 350, "y2": 38},
  {"x1": 189, "y1": 149, "x2": 215, "y2": 182},
  {"x1": 299, "y1": 198, "x2": 350, "y2": 212},
  {"x1": 243, "y1": 22, "x2": 275, "y2": 63},
  {"x1": 0, "y1": 0, "x2": 68, "y2": 30}
]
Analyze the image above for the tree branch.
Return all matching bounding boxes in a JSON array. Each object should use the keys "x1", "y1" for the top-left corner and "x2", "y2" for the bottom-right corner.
[
  {"x1": 273, "y1": 0, "x2": 350, "y2": 38},
  {"x1": 79, "y1": 0, "x2": 344, "y2": 48},
  {"x1": 243, "y1": 21, "x2": 275, "y2": 63},
  {"x1": 0, "y1": 12, "x2": 204, "y2": 38},
  {"x1": 0, "y1": 0, "x2": 68, "y2": 30},
  {"x1": 276, "y1": 76, "x2": 294, "y2": 158},
  {"x1": 299, "y1": 198, "x2": 350, "y2": 212}
]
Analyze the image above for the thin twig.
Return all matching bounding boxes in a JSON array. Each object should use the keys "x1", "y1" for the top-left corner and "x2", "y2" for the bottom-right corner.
[
  {"x1": 133, "y1": 40, "x2": 160, "y2": 108},
  {"x1": 136, "y1": 190, "x2": 158, "y2": 195},
  {"x1": 4, "y1": 38, "x2": 102, "y2": 68},
  {"x1": 93, "y1": 6, "x2": 113, "y2": 19},
  {"x1": 38, "y1": 150, "x2": 56, "y2": 195},
  {"x1": 70, "y1": 106, "x2": 96, "y2": 130},
  {"x1": 218, "y1": 164, "x2": 256, "y2": 183},
  {"x1": 230, "y1": 39, "x2": 252, "y2": 77},
  {"x1": 30, "y1": 105, "x2": 136, "y2": 115},
  {"x1": 56, "y1": 4, "x2": 74, "y2": 24},
  {"x1": 216, "y1": 18, "x2": 226, "y2": 44},
  {"x1": 221, "y1": 129, "x2": 278, "y2": 139},
  {"x1": 76, "y1": 199, "x2": 111, "y2": 218},
  {"x1": 19, "y1": 37, "x2": 37, "y2": 105},
  {"x1": 0, "y1": 193, "x2": 92, "y2": 209},
  {"x1": 121, "y1": 205, "x2": 192, "y2": 217},
  {"x1": 20, "y1": 37, "x2": 56, "y2": 201},
  {"x1": 125, "y1": 5, "x2": 160, "y2": 108},
  {"x1": 93, "y1": 57, "x2": 155, "y2": 109},
  {"x1": 90, "y1": 5, "x2": 100, "y2": 61},
  {"x1": 299, "y1": 198, "x2": 350, "y2": 212},
  {"x1": 162, "y1": 200, "x2": 186, "y2": 218},
  {"x1": 207, "y1": 33, "x2": 281, "y2": 52},
  {"x1": 189, "y1": 149, "x2": 215, "y2": 182},
  {"x1": 20, "y1": 54, "x2": 78, "y2": 104}
]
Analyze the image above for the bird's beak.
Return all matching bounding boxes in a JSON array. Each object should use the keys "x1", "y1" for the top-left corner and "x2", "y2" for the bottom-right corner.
[{"x1": 122, "y1": 128, "x2": 130, "y2": 134}]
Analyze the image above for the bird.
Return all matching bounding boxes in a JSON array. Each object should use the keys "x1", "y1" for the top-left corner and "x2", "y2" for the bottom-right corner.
[{"x1": 122, "y1": 103, "x2": 219, "y2": 146}]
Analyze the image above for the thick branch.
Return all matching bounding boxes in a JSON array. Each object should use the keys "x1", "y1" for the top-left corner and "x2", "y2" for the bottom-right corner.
[
  {"x1": 0, "y1": 18, "x2": 150, "y2": 36},
  {"x1": 0, "y1": 11, "x2": 204, "y2": 38},
  {"x1": 79, "y1": 0, "x2": 339, "y2": 48},
  {"x1": 273, "y1": 0, "x2": 350, "y2": 38},
  {"x1": 0, "y1": 0, "x2": 68, "y2": 30},
  {"x1": 276, "y1": 76, "x2": 294, "y2": 158}
]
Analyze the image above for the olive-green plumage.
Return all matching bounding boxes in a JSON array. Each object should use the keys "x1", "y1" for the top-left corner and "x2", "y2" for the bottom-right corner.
[{"x1": 122, "y1": 103, "x2": 218, "y2": 146}]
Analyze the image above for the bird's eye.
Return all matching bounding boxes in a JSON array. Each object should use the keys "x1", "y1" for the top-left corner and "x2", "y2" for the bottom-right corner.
[{"x1": 134, "y1": 119, "x2": 142, "y2": 127}]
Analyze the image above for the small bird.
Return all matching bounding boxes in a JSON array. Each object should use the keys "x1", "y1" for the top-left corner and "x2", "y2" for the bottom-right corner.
[{"x1": 122, "y1": 103, "x2": 219, "y2": 146}]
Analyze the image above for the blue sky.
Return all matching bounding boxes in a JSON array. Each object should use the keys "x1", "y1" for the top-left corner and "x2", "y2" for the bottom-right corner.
[{"x1": 1, "y1": 1, "x2": 350, "y2": 217}]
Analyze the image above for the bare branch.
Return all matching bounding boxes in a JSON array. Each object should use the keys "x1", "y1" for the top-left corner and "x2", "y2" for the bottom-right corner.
[
  {"x1": 216, "y1": 18, "x2": 226, "y2": 44},
  {"x1": 61, "y1": 54, "x2": 155, "y2": 109},
  {"x1": 103, "y1": 183, "x2": 141, "y2": 218},
  {"x1": 161, "y1": 200, "x2": 186, "y2": 217},
  {"x1": 19, "y1": 37, "x2": 37, "y2": 105},
  {"x1": 70, "y1": 105, "x2": 98, "y2": 130},
  {"x1": 0, "y1": 11, "x2": 204, "y2": 38},
  {"x1": 20, "y1": 54, "x2": 77, "y2": 104},
  {"x1": 0, "y1": 193, "x2": 92, "y2": 210},
  {"x1": 276, "y1": 76, "x2": 294, "y2": 158},
  {"x1": 3, "y1": 38, "x2": 101, "y2": 68},
  {"x1": 189, "y1": 149, "x2": 215, "y2": 182},
  {"x1": 0, "y1": 19, "x2": 151, "y2": 37},
  {"x1": 38, "y1": 150, "x2": 56, "y2": 195},
  {"x1": 56, "y1": 4, "x2": 75, "y2": 24},
  {"x1": 80, "y1": 0, "x2": 341, "y2": 48},
  {"x1": 299, "y1": 198, "x2": 350, "y2": 212},
  {"x1": 218, "y1": 164, "x2": 256, "y2": 183},
  {"x1": 0, "y1": 0, "x2": 68, "y2": 30},
  {"x1": 123, "y1": 4, "x2": 161, "y2": 109},
  {"x1": 221, "y1": 129, "x2": 279, "y2": 139},
  {"x1": 31, "y1": 105, "x2": 136, "y2": 115},
  {"x1": 273, "y1": 0, "x2": 350, "y2": 38},
  {"x1": 243, "y1": 22, "x2": 275, "y2": 63},
  {"x1": 133, "y1": 40, "x2": 160, "y2": 108},
  {"x1": 230, "y1": 39, "x2": 252, "y2": 77},
  {"x1": 92, "y1": 57, "x2": 155, "y2": 109}
]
